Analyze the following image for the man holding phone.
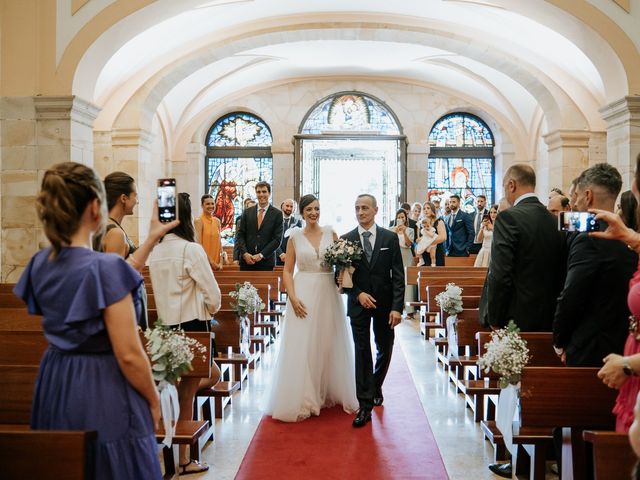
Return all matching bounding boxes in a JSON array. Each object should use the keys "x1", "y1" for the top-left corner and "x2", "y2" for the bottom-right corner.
[
  {"x1": 235, "y1": 182, "x2": 283, "y2": 271},
  {"x1": 553, "y1": 163, "x2": 637, "y2": 366}
]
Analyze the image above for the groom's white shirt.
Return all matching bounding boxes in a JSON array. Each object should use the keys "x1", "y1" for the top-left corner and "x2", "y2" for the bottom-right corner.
[{"x1": 357, "y1": 224, "x2": 376, "y2": 251}]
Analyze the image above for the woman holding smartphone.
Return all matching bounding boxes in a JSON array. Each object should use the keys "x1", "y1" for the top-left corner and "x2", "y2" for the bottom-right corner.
[
  {"x1": 15, "y1": 162, "x2": 163, "y2": 479},
  {"x1": 391, "y1": 208, "x2": 415, "y2": 317},
  {"x1": 474, "y1": 205, "x2": 498, "y2": 267},
  {"x1": 194, "y1": 194, "x2": 223, "y2": 271}
]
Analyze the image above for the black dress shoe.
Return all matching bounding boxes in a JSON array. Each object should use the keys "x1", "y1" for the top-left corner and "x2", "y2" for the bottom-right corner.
[
  {"x1": 488, "y1": 463, "x2": 512, "y2": 478},
  {"x1": 352, "y1": 409, "x2": 372, "y2": 428},
  {"x1": 373, "y1": 396, "x2": 384, "y2": 407}
]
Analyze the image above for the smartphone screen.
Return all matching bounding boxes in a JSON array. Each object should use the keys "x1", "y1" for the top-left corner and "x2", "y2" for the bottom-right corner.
[
  {"x1": 157, "y1": 178, "x2": 177, "y2": 223},
  {"x1": 559, "y1": 211, "x2": 600, "y2": 232}
]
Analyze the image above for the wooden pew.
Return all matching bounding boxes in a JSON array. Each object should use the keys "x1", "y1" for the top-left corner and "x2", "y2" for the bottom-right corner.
[
  {"x1": 406, "y1": 266, "x2": 487, "y2": 286},
  {"x1": 511, "y1": 367, "x2": 617, "y2": 480},
  {"x1": 0, "y1": 284, "x2": 16, "y2": 294},
  {"x1": 0, "y1": 309, "x2": 42, "y2": 331},
  {"x1": 583, "y1": 431, "x2": 636, "y2": 480},
  {"x1": 0, "y1": 429, "x2": 97, "y2": 480},
  {"x1": 211, "y1": 309, "x2": 253, "y2": 389},
  {"x1": 0, "y1": 294, "x2": 27, "y2": 308}
]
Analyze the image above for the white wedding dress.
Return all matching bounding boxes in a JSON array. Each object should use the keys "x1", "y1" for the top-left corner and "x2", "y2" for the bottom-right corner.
[{"x1": 264, "y1": 226, "x2": 359, "y2": 422}]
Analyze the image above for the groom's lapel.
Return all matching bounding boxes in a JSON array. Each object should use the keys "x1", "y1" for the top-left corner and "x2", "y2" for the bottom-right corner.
[{"x1": 369, "y1": 225, "x2": 383, "y2": 268}]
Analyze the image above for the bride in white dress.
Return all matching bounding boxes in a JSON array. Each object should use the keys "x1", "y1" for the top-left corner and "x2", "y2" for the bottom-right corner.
[{"x1": 264, "y1": 194, "x2": 359, "y2": 422}]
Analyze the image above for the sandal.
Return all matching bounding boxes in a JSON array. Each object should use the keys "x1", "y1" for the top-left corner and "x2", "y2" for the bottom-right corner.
[{"x1": 179, "y1": 459, "x2": 210, "y2": 475}]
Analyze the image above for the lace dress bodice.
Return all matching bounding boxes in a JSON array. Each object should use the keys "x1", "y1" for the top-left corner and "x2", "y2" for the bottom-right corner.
[{"x1": 290, "y1": 226, "x2": 334, "y2": 273}]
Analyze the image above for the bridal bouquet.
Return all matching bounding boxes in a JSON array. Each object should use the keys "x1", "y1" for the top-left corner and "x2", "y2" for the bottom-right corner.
[
  {"x1": 144, "y1": 320, "x2": 206, "y2": 446},
  {"x1": 478, "y1": 320, "x2": 530, "y2": 389},
  {"x1": 434, "y1": 283, "x2": 464, "y2": 316},
  {"x1": 322, "y1": 239, "x2": 363, "y2": 288},
  {"x1": 229, "y1": 282, "x2": 266, "y2": 317}
]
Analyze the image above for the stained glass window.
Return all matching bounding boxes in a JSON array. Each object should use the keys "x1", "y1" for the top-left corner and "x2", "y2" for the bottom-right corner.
[
  {"x1": 301, "y1": 93, "x2": 400, "y2": 135},
  {"x1": 207, "y1": 112, "x2": 273, "y2": 147},
  {"x1": 428, "y1": 114, "x2": 494, "y2": 212},
  {"x1": 428, "y1": 113, "x2": 493, "y2": 148},
  {"x1": 205, "y1": 112, "x2": 273, "y2": 244}
]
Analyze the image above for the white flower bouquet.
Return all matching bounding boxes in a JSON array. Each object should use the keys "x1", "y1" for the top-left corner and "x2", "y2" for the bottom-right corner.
[
  {"x1": 322, "y1": 239, "x2": 363, "y2": 288},
  {"x1": 435, "y1": 283, "x2": 464, "y2": 316},
  {"x1": 478, "y1": 320, "x2": 530, "y2": 389},
  {"x1": 229, "y1": 281, "x2": 266, "y2": 317},
  {"x1": 144, "y1": 320, "x2": 206, "y2": 446}
]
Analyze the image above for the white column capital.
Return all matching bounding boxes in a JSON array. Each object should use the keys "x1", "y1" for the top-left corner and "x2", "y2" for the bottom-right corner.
[
  {"x1": 599, "y1": 96, "x2": 640, "y2": 128},
  {"x1": 33, "y1": 95, "x2": 100, "y2": 128},
  {"x1": 542, "y1": 129, "x2": 592, "y2": 152},
  {"x1": 111, "y1": 128, "x2": 155, "y2": 150}
]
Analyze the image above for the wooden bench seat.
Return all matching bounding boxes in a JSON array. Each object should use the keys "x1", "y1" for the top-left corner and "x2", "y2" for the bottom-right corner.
[
  {"x1": 197, "y1": 381, "x2": 241, "y2": 419},
  {"x1": 0, "y1": 429, "x2": 97, "y2": 480},
  {"x1": 156, "y1": 420, "x2": 210, "y2": 479},
  {"x1": 583, "y1": 430, "x2": 637, "y2": 480}
]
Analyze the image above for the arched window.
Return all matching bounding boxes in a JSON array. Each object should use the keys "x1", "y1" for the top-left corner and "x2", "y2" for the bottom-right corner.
[
  {"x1": 301, "y1": 93, "x2": 400, "y2": 135},
  {"x1": 205, "y1": 112, "x2": 273, "y2": 244},
  {"x1": 427, "y1": 113, "x2": 495, "y2": 212}
]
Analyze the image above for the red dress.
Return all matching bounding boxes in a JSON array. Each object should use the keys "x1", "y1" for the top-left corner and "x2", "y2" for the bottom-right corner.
[{"x1": 614, "y1": 259, "x2": 640, "y2": 432}]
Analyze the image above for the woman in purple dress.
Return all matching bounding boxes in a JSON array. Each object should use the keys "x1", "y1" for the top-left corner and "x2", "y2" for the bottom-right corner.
[{"x1": 14, "y1": 162, "x2": 174, "y2": 479}]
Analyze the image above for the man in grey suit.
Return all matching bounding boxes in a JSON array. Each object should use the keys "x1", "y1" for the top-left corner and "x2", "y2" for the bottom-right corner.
[{"x1": 444, "y1": 194, "x2": 475, "y2": 256}]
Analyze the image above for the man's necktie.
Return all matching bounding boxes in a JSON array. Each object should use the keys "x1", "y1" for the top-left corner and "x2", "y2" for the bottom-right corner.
[
  {"x1": 362, "y1": 231, "x2": 373, "y2": 262},
  {"x1": 258, "y1": 208, "x2": 265, "y2": 229},
  {"x1": 475, "y1": 212, "x2": 482, "y2": 232},
  {"x1": 449, "y1": 214, "x2": 456, "y2": 227}
]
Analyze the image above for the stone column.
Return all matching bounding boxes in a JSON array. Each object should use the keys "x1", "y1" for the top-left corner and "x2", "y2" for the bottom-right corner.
[
  {"x1": 0, "y1": 95, "x2": 99, "y2": 281},
  {"x1": 272, "y1": 140, "x2": 295, "y2": 207},
  {"x1": 600, "y1": 96, "x2": 640, "y2": 187},
  {"x1": 110, "y1": 128, "x2": 155, "y2": 244},
  {"x1": 179, "y1": 142, "x2": 205, "y2": 198},
  {"x1": 542, "y1": 129, "x2": 591, "y2": 195},
  {"x1": 407, "y1": 143, "x2": 427, "y2": 203}
]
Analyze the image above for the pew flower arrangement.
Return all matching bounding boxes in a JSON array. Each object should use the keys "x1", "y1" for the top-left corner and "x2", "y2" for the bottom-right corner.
[
  {"x1": 144, "y1": 320, "x2": 206, "y2": 447},
  {"x1": 229, "y1": 282, "x2": 266, "y2": 317},
  {"x1": 229, "y1": 282, "x2": 265, "y2": 356},
  {"x1": 435, "y1": 283, "x2": 464, "y2": 316},
  {"x1": 478, "y1": 320, "x2": 530, "y2": 389},
  {"x1": 323, "y1": 239, "x2": 363, "y2": 288}
]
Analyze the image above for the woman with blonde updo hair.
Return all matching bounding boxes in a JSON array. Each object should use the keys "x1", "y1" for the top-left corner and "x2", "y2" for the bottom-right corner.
[{"x1": 14, "y1": 162, "x2": 163, "y2": 479}]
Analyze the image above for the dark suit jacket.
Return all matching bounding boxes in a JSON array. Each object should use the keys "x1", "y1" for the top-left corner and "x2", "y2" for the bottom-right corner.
[
  {"x1": 479, "y1": 197, "x2": 563, "y2": 331},
  {"x1": 275, "y1": 216, "x2": 303, "y2": 264},
  {"x1": 235, "y1": 205, "x2": 283, "y2": 268},
  {"x1": 341, "y1": 226, "x2": 405, "y2": 318},
  {"x1": 553, "y1": 231, "x2": 637, "y2": 366},
  {"x1": 444, "y1": 210, "x2": 475, "y2": 256}
]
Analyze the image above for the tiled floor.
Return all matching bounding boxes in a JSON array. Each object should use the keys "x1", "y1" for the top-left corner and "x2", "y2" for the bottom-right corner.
[{"x1": 185, "y1": 319, "x2": 557, "y2": 479}]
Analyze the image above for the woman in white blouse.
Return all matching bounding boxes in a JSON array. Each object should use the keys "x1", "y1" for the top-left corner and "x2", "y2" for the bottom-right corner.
[{"x1": 148, "y1": 192, "x2": 221, "y2": 475}]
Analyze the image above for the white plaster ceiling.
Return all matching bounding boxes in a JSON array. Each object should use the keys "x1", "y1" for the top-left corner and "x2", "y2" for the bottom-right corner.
[{"x1": 80, "y1": 0, "x2": 624, "y2": 142}]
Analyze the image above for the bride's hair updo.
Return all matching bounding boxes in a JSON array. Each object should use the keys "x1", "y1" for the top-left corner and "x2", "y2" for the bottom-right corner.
[
  {"x1": 298, "y1": 194, "x2": 318, "y2": 215},
  {"x1": 37, "y1": 162, "x2": 106, "y2": 258}
]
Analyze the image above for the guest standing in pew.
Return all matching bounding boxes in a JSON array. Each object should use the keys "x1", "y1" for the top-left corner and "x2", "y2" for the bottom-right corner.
[
  {"x1": 233, "y1": 198, "x2": 256, "y2": 263},
  {"x1": 552, "y1": 164, "x2": 637, "y2": 368},
  {"x1": 444, "y1": 194, "x2": 475, "y2": 257},
  {"x1": 473, "y1": 205, "x2": 497, "y2": 268},
  {"x1": 15, "y1": 162, "x2": 168, "y2": 480},
  {"x1": 194, "y1": 194, "x2": 223, "y2": 271},
  {"x1": 469, "y1": 194, "x2": 489, "y2": 254},
  {"x1": 93, "y1": 171, "x2": 175, "y2": 328},
  {"x1": 481, "y1": 164, "x2": 563, "y2": 477},
  {"x1": 275, "y1": 198, "x2": 303, "y2": 266},
  {"x1": 149, "y1": 192, "x2": 221, "y2": 475},
  {"x1": 421, "y1": 202, "x2": 447, "y2": 266},
  {"x1": 390, "y1": 208, "x2": 416, "y2": 318},
  {"x1": 594, "y1": 154, "x2": 640, "y2": 433},
  {"x1": 480, "y1": 164, "x2": 563, "y2": 333},
  {"x1": 619, "y1": 190, "x2": 639, "y2": 230},
  {"x1": 264, "y1": 194, "x2": 358, "y2": 422},
  {"x1": 235, "y1": 182, "x2": 283, "y2": 271}
]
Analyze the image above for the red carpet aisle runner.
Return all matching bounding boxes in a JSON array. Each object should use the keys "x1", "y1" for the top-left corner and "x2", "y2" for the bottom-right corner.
[{"x1": 235, "y1": 346, "x2": 449, "y2": 479}]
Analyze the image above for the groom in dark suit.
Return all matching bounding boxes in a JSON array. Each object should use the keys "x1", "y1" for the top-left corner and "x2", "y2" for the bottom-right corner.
[
  {"x1": 235, "y1": 181, "x2": 283, "y2": 271},
  {"x1": 341, "y1": 194, "x2": 405, "y2": 428}
]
